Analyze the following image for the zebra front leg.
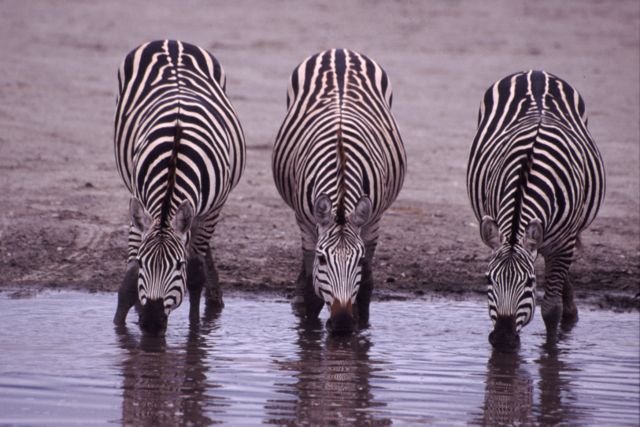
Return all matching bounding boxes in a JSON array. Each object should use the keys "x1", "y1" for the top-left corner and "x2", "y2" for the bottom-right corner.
[
  {"x1": 561, "y1": 236, "x2": 581, "y2": 325},
  {"x1": 186, "y1": 255, "x2": 206, "y2": 323},
  {"x1": 292, "y1": 249, "x2": 324, "y2": 320},
  {"x1": 562, "y1": 278, "x2": 578, "y2": 325},
  {"x1": 356, "y1": 243, "x2": 377, "y2": 328},
  {"x1": 114, "y1": 260, "x2": 139, "y2": 325},
  {"x1": 542, "y1": 250, "x2": 575, "y2": 336},
  {"x1": 204, "y1": 246, "x2": 224, "y2": 309}
]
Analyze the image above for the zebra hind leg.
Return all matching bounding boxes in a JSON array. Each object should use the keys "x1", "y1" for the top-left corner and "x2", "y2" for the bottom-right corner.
[
  {"x1": 187, "y1": 255, "x2": 206, "y2": 323},
  {"x1": 114, "y1": 260, "x2": 139, "y2": 325},
  {"x1": 204, "y1": 246, "x2": 224, "y2": 310},
  {"x1": 292, "y1": 250, "x2": 324, "y2": 321}
]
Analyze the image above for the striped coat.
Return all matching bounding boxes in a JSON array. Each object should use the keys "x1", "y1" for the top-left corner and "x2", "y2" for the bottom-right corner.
[
  {"x1": 272, "y1": 49, "x2": 405, "y2": 328},
  {"x1": 467, "y1": 70, "x2": 605, "y2": 342},
  {"x1": 115, "y1": 40, "x2": 245, "y2": 261},
  {"x1": 113, "y1": 40, "x2": 244, "y2": 330},
  {"x1": 273, "y1": 49, "x2": 405, "y2": 252}
]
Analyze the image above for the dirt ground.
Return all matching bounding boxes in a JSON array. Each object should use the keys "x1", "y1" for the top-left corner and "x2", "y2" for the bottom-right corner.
[{"x1": 1, "y1": 1, "x2": 638, "y2": 310}]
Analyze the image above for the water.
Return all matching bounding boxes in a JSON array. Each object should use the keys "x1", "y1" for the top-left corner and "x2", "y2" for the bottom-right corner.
[{"x1": 0, "y1": 291, "x2": 638, "y2": 426}]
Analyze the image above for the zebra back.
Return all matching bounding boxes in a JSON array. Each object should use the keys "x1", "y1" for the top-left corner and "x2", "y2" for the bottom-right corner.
[
  {"x1": 273, "y1": 49, "x2": 406, "y2": 250},
  {"x1": 114, "y1": 40, "x2": 245, "y2": 225},
  {"x1": 467, "y1": 70, "x2": 605, "y2": 254}
]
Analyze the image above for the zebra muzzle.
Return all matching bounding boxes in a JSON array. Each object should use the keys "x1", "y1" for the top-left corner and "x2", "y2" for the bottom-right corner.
[
  {"x1": 489, "y1": 315, "x2": 520, "y2": 351},
  {"x1": 138, "y1": 298, "x2": 168, "y2": 336},
  {"x1": 327, "y1": 300, "x2": 354, "y2": 334}
]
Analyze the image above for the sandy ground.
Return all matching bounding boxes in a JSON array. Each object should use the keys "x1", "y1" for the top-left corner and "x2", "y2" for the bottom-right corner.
[{"x1": 0, "y1": 0, "x2": 638, "y2": 310}]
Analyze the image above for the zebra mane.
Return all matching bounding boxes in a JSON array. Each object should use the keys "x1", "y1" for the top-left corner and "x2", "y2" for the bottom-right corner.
[
  {"x1": 160, "y1": 120, "x2": 182, "y2": 227},
  {"x1": 335, "y1": 127, "x2": 348, "y2": 225}
]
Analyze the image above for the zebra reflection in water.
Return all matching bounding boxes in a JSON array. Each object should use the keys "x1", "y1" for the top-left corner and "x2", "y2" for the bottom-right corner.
[
  {"x1": 115, "y1": 312, "x2": 224, "y2": 425},
  {"x1": 265, "y1": 319, "x2": 391, "y2": 426},
  {"x1": 478, "y1": 350, "x2": 534, "y2": 425},
  {"x1": 478, "y1": 331, "x2": 582, "y2": 426},
  {"x1": 536, "y1": 334, "x2": 582, "y2": 425}
]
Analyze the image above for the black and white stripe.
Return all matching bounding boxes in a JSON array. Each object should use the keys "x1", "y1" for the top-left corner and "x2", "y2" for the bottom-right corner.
[
  {"x1": 467, "y1": 70, "x2": 605, "y2": 343},
  {"x1": 272, "y1": 49, "x2": 406, "y2": 326},
  {"x1": 113, "y1": 40, "x2": 245, "y2": 330}
]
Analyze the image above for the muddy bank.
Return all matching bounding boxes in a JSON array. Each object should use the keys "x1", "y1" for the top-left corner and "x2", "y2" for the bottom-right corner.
[{"x1": 0, "y1": 1, "x2": 638, "y2": 311}]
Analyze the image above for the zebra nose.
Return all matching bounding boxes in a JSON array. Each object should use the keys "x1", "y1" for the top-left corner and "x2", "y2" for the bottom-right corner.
[
  {"x1": 489, "y1": 315, "x2": 520, "y2": 351},
  {"x1": 327, "y1": 300, "x2": 354, "y2": 335},
  {"x1": 139, "y1": 298, "x2": 168, "y2": 336}
]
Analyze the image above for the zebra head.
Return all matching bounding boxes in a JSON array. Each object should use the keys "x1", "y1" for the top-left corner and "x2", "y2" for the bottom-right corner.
[
  {"x1": 480, "y1": 215, "x2": 543, "y2": 350},
  {"x1": 313, "y1": 194, "x2": 372, "y2": 334},
  {"x1": 129, "y1": 198, "x2": 194, "y2": 335}
]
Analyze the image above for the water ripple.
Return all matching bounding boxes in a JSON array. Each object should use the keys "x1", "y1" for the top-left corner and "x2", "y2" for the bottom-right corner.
[{"x1": 0, "y1": 292, "x2": 637, "y2": 426}]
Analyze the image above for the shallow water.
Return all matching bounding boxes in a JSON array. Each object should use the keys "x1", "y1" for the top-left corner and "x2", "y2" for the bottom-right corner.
[{"x1": 0, "y1": 291, "x2": 638, "y2": 426}]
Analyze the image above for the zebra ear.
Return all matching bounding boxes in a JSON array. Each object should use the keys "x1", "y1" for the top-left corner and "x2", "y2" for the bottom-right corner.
[
  {"x1": 313, "y1": 194, "x2": 333, "y2": 228},
  {"x1": 523, "y1": 219, "x2": 543, "y2": 255},
  {"x1": 350, "y1": 196, "x2": 372, "y2": 228},
  {"x1": 172, "y1": 200, "x2": 194, "y2": 236},
  {"x1": 480, "y1": 216, "x2": 502, "y2": 250},
  {"x1": 130, "y1": 198, "x2": 152, "y2": 233}
]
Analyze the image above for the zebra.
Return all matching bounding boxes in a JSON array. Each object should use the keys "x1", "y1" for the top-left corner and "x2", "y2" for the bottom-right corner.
[
  {"x1": 272, "y1": 49, "x2": 406, "y2": 333},
  {"x1": 112, "y1": 40, "x2": 245, "y2": 334},
  {"x1": 467, "y1": 70, "x2": 605, "y2": 348}
]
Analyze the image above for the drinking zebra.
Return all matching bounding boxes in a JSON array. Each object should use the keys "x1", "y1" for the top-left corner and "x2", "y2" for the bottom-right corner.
[
  {"x1": 112, "y1": 40, "x2": 245, "y2": 334},
  {"x1": 467, "y1": 70, "x2": 605, "y2": 348},
  {"x1": 272, "y1": 49, "x2": 406, "y2": 333}
]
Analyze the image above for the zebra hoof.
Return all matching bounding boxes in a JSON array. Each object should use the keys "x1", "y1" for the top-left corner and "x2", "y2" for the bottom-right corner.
[
  {"x1": 205, "y1": 288, "x2": 224, "y2": 309},
  {"x1": 562, "y1": 304, "x2": 579, "y2": 324},
  {"x1": 542, "y1": 303, "x2": 563, "y2": 335},
  {"x1": 205, "y1": 297, "x2": 224, "y2": 310}
]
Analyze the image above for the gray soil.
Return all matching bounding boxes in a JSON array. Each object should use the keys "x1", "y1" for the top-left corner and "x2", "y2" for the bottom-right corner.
[{"x1": 1, "y1": 1, "x2": 638, "y2": 310}]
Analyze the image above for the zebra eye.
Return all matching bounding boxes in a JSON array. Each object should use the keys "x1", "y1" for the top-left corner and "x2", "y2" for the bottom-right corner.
[
  {"x1": 485, "y1": 274, "x2": 492, "y2": 285},
  {"x1": 317, "y1": 255, "x2": 327, "y2": 266},
  {"x1": 176, "y1": 260, "x2": 186, "y2": 270},
  {"x1": 357, "y1": 257, "x2": 365, "y2": 267}
]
